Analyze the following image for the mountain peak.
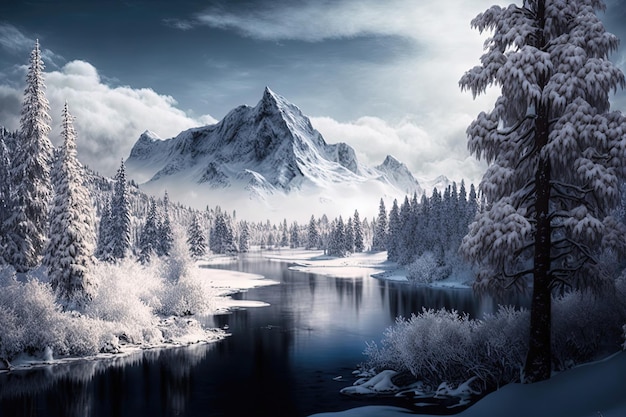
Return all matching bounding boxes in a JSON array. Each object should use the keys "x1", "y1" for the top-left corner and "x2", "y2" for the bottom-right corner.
[
  {"x1": 381, "y1": 155, "x2": 402, "y2": 168},
  {"x1": 260, "y1": 86, "x2": 283, "y2": 108},
  {"x1": 263, "y1": 85, "x2": 276, "y2": 97},
  {"x1": 376, "y1": 155, "x2": 422, "y2": 196}
]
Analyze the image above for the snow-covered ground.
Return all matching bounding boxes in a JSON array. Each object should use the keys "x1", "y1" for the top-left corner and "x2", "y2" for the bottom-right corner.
[
  {"x1": 263, "y1": 248, "x2": 471, "y2": 288},
  {"x1": 263, "y1": 248, "x2": 393, "y2": 279},
  {"x1": 0, "y1": 256, "x2": 278, "y2": 373},
  {"x1": 310, "y1": 351, "x2": 626, "y2": 417},
  {"x1": 196, "y1": 257, "x2": 278, "y2": 311}
]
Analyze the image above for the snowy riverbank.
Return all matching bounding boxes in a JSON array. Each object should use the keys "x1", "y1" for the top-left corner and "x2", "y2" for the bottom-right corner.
[
  {"x1": 262, "y1": 248, "x2": 472, "y2": 288},
  {"x1": 196, "y1": 256, "x2": 278, "y2": 311},
  {"x1": 310, "y1": 351, "x2": 626, "y2": 417},
  {"x1": 0, "y1": 256, "x2": 277, "y2": 373},
  {"x1": 263, "y1": 248, "x2": 392, "y2": 278}
]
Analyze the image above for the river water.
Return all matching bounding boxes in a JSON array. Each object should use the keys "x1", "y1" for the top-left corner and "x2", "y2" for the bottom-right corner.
[{"x1": 0, "y1": 254, "x2": 523, "y2": 417}]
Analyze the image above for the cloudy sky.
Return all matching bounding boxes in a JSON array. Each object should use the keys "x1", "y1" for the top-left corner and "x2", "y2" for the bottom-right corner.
[{"x1": 1, "y1": 0, "x2": 626, "y2": 183}]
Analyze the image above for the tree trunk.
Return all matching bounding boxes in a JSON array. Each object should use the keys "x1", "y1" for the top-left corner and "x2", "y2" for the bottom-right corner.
[
  {"x1": 525, "y1": 1, "x2": 552, "y2": 376},
  {"x1": 522, "y1": 0, "x2": 552, "y2": 384},
  {"x1": 524, "y1": 156, "x2": 552, "y2": 382}
]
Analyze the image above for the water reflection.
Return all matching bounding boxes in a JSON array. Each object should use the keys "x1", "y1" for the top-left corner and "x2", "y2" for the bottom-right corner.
[
  {"x1": 0, "y1": 255, "x2": 527, "y2": 417},
  {"x1": 0, "y1": 344, "x2": 212, "y2": 417}
]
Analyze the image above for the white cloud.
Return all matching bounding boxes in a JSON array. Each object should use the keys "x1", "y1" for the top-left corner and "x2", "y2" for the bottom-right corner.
[
  {"x1": 1, "y1": 60, "x2": 216, "y2": 177},
  {"x1": 192, "y1": 0, "x2": 494, "y2": 44}
]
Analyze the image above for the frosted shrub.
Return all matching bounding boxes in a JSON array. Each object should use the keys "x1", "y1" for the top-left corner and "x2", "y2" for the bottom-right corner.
[
  {"x1": 552, "y1": 288, "x2": 626, "y2": 369},
  {"x1": 471, "y1": 306, "x2": 528, "y2": 386},
  {"x1": 161, "y1": 225, "x2": 194, "y2": 282},
  {"x1": 0, "y1": 238, "x2": 219, "y2": 361},
  {"x1": 406, "y1": 252, "x2": 451, "y2": 284},
  {"x1": 0, "y1": 267, "x2": 107, "y2": 359},
  {"x1": 86, "y1": 259, "x2": 158, "y2": 343},
  {"x1": 160, "y1": 276, "x2": 214, "y2": 317},
  {"x1": 365, "y1": 306, "x2": 529, "y2": 390},
  {"x1": 153, "y1": 227, "x2": 216, "y2": 316},
  {"x1": 365, "y1": 285, "x2": 626, "y2": 391}
]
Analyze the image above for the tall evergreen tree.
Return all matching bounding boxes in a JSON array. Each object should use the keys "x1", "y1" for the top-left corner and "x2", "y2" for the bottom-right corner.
[
  {"x1": 139, "y1": 198, "x2": 159, "y2": 263},
  {"x1": 96, "y1": 197, "x2": 113, "y2": 260},
  {"x1": 5, "y1": 40, "x2": 54, "y2": 271},
  {"x1": 109, "y1": 160, "x2": 131, "y2": 260},
  {"x1": 353, "y1": 210, "x2": 364, "y2": 253},
  {"x1": 157, "y1": 191, "x2": 173, "y2": 256},
  {"x1": 239, "y1": 221, "x2": 250, "y2": 253},
  {"x1": 398, "y1": 196, "x2": 413, "y2": 264},
  {"x1": 187, "y1": 214, "x2": 207, "y2": 259},
  {"x1": 43, "y1": 102, "x2": 95, "y2": 308},
  {"x1": 387, "y1": 199, "x2": 401, "y2": 261},
  {"x1": 345, "y1": 217, "x2": 354, "y2": 254},
  {"x1": 0, "y1": 134, "x2": 11, "y2": 264},
  {"x1": 210, "y1": 210, "x2": 236, "y2": 254},
  {"x1": 328, "y1": 217, "x2": 347, "y2": 257},
  {"x1": 372, "y1": 199, "x2": 387, "y2": 251},
  {"x1": 289, "y1": 221, "x2": 300, "y2": 248},
  {"x1": 280, "y1": 218, "x2": 289, "y2": 247},
  {"x1": 306, "y1": 215, "x2": 319, "y2": 250},
  {"x1": 460, "y1": 0, "x2": 626, "y2": 382}
]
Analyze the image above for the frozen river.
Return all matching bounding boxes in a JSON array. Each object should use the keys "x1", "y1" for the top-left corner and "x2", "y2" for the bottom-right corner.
[{"x1": 0, "y1": 253, "x2": 526, "y2": 417}]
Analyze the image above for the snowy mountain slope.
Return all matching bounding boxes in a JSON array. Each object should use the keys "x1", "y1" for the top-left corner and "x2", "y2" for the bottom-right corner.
[
  {"x1": 418, "y1": 175, "x2": 453, "y2": 194},
  {"x1": 375, "y1": 155, "x2": 422, "y2": 196},
  {"x1": 125, "y1": 88, "x2": 423, "y2": 220}
]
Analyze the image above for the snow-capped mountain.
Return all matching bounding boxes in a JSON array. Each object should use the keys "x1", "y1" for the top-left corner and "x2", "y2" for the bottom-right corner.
[
  {"x1": 125, "y1": 87, "x2": 422, "y2": 220},
  {"x1": 418, "y1": 175, "x2": 454, "y2": 194},
  {"x1": 375, "y1": 155, "x2": 423, "y2": 196}
]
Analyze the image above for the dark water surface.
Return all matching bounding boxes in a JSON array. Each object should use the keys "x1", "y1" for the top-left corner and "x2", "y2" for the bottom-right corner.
[{"x1": 0, "y1": 253, "x2": 523, "y2": 417}]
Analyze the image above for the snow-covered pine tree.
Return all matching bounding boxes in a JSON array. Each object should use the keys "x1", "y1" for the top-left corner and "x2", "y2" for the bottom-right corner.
[
  {"x1": 267, "y1": 231, "x2": 275, "y2": 248},
  {"x1": 398, "y1": 196, "x2": 413, "y2": 264},
  {"x1": 280, "y1": 219, "x2": 289, "y2": 247},
  {"x1": 387, "y1": 199, "x2": 401, "y2": 261},
  {"x1": 353, "y1": 210, "x2": 364, "y2": 253},
  {"x1": 239, "y1": 220, "x2": 250, "y2": 253},
  {"x1": 96, "y1": 197, "x2": 113, "y2": 260},
  {"x1": 5, "y1": 40, "x2": 54, "y2": 272},
  {"x1": 345, "y1": 217, "x2": 354, "y2": 254},
  {"x1": 139, "y1": 198, "x2": 159, "y2": 263},
  {"x1": 327, "y1": 217, "x2": 347, "y2": 257},
  {"x1": 43, "y1": 102, "x2": 96, "y2": 309},
  {"x1": 289, "y1": 221, "x2": 299, "y2": 248},
  {"x1": 306, "y1": 215, "x2": 319, "y2": 250},
  {"x1": 187, "y1": 213, "x2": 207, "y2": 259},
  {"x1": 109, "y1": 160, "x2": 131, "y2": 260},
  {"x1": 460, "y1": 0, "x2": 626, "y2": 382},
  {"x1": 210, "y1": 210, "x2": 236, "y2": 254},
  {"x1": 0, "y1": 133, "x2": 11, "y2": 264},
  {"x1": 372, "y1": 199, "x2": 387, "y2": 251},
  {"x1": 157, "y1": 191, "x2": 173, "y2": 256}
]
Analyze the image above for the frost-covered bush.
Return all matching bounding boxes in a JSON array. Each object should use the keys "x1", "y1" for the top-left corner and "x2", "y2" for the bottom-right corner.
[
  {"x1": 0, "y1": 233, "x2": 218, "y2": 361},
  {"x1": 471, "y1": 306, "x2": 529, "y2": 386},
  {"x1": 551, "y1": 275, "x2": 626, "y2": 368},
  {"x1": 364, "y1": 307, "x2": 528, "y2": 390},
  {"x1": 160, "y1": 276, "x2": 214, "y2": 317},
  {"x1": 149, "y1": 229, "x2": 216, "y2": 316},
  {"x1": 85, "y1": 259, "x2": 159, "y2": 344},
  {"x1": 0, "y1": 267, "x2": 109, "y2": 359},
  {"x1": 405, "y1": 252, "x2": 451, "y2": 284},
  {"x1": 364, "y1": 282, "x2": 626, "y2": 391}
]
